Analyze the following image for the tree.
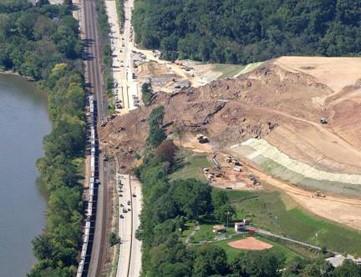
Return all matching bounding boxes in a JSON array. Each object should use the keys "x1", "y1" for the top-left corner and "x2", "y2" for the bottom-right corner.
[
  {"x1": 133, "y1": 0, "x2": 361, "y2": 64},
  {"x1": 147, "y1": 126, "x2": 166, "y2": 148},
  {"x1": 155, "y1": 140, "x2": 178, "y2": 167},
  {"x1": 148, "y1": 106, "x2": 165, "y2": 127},
  {"x1": 193, "y1": 246, "x2": 229, "y2": 276},
  {"x1": 32, "y1": 234, "x2": 54, "y2": 261},
  {"x1": 282, "y1": 256, "x2": 310, "y2": 276},
  {"x1": 211, "y1": 190, "x2": 235, "y2": 224},
  {"x1": 232, "y1": 251, "x2": 284, "y2": 277},
  {"x1": 172, "y1": 179, "x2": 212, "y2": 219},
  {"x1": 109, "y1": 232, "x2": 121, "y2": 246},
  {"x1": 333, "y1": 259, "x2": 361, "y2": 277},
  {"x1": 141, "y1": 82, "x2": 154, "y2": 105}
]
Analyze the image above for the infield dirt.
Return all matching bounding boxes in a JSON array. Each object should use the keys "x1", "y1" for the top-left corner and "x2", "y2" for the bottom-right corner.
[{"x1": 228, "y1": 237, "x2": 273, "y2": 251}]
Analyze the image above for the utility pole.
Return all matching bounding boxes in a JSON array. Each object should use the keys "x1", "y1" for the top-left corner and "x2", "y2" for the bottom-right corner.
[{"x1": 225, "y1": 211, "x2": 230, "y2": 228}]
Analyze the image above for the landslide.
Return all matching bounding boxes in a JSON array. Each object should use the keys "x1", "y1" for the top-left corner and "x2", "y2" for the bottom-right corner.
[{"x1": 99, "y1": 61, "x2": 361, "y2": 173}]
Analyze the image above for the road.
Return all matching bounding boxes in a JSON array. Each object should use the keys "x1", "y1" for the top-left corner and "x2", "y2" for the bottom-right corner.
[
  {"x1": 81, "y1": 0, "x2": 109, "y2": 276},
  {"x1": 104, "y1": 0, "x2": 142, "y2": 275},
  {"x1": 105, "y1": 0, "x2": 139, "y2": 112},
  {"x1": 116, "y1": 174, "x2": 142, "y2": 277}
]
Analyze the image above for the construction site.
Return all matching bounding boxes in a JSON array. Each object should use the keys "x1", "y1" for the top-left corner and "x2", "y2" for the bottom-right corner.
[{"x1": 99, "y1": 56, "x2": 361, "y2": 232}]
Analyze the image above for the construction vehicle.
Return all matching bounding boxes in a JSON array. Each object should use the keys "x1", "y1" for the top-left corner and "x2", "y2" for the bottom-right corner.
[{"x1": 196, "y1": 134, "x2": 209, "y2": 143}]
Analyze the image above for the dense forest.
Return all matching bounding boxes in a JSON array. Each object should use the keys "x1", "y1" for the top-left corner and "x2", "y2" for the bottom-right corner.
[
  {"x1": 133, "y1": 0, "x2": 361, "y2": 63},
  {"x1": 0, "y1": 1, "x2": 85, "y2": 276},
  {"x1": 135, "y1": 106, "x2": 361, "y2": 277}
]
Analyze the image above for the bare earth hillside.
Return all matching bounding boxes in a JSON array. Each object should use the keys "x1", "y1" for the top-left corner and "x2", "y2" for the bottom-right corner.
[
  {"x1": 102, "y1": 57, "x2": 361, "y2": 172},
  {"x1": 99, "y1": 57, "x2": 361, "y2": 229}
]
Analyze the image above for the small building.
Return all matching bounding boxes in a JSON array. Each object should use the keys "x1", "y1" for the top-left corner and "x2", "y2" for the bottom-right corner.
[
  {"x1": 234, "y1": 219, "x2": 248, "y2": 232},
  {"x1": 213, "y1": 225, "x2": 226, "y2": 234}
]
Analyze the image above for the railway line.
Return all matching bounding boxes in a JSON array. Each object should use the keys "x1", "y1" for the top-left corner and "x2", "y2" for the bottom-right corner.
[{"x1": 76, "y1": 0, "x2": 109, "y2": 276}]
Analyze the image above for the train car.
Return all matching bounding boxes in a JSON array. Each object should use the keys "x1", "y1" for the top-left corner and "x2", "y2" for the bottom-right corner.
[
  {"x1": 90, "y1": 156, "x2": 95, "y2": 175},
  {"x1": 84, "y1": 229, "x2": 90, "y2": 242},
  {"x1": 87, "y1": 201, "x2": 93, "y2": 217},
  {"x1": 80, "y1": 241, "x2": 88, "y2": 259},
  {"x1": 76, "y1": 260, "x2": 85, "y2": 277},
  {"x1": 89, "y1": 187, "x2": 94, "y2": 203},
  {"x1": 90, "y1": 126, "x2": 95, "y2": 139}
]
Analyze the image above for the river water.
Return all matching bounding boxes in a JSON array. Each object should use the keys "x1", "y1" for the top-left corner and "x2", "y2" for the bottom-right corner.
[{"x1": 0, "y1": 74, "x2": 50, "y2": 276}]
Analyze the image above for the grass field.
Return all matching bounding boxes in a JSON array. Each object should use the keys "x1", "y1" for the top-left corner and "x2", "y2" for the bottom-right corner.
[
  {"x1": 212, "y1": 235, "x2": 302, "y2": 261},
  {"x1": 213, "y1": 64, "x2": 245, "y2": 79},
  {"x1": 223, "y1": 189, "x2": 361, "y2": 256},
  {"x1": 171, "y1": 149, "x2": 361, "y2": 257},
  {"x1": 170, "y1": 149, "x2": 211, "y2": 181}
]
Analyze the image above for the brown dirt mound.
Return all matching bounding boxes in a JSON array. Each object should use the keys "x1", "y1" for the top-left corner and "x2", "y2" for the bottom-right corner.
[
  {"x1": 228, "y1": 237, "x2": 273, "y2": 251},
  {"x1": 100, "y1": 60, "x2": 361, "y2": 174}
]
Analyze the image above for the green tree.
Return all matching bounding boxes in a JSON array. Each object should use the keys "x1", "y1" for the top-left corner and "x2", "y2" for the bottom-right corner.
[
  {"x1": 109, "y1": 232, "x2": 121, "y2": 246},
  {"x1": 232, "y1": 251, "x2": 284, "y2": 277},
  {"x1": 193, "y1": 246, "x2": 229, "y2": 277},
  {"x1": 333, "y1": 259, "x2": 361, "y2": 277},
  {"x1": 172, "y1": 179, "x2": 212, "y2": 219}
]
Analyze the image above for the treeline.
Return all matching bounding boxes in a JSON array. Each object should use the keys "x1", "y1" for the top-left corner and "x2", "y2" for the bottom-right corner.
[
  {"x1": 136, "y1": 106, "x2": 361, "y2": 276},
  {"x1": 115, "y1": 0, "x2": 124, "y2": 29},
  {"x1": 133, "y1": 0, "x2": 361, "y2": 64},
  {"x1": 0, "y1": 1, "x2": 86, "y2": 276},
  {"x1": 95, "y1": 0, "x2": 114, "y2": 110},
  {"x1": 0, "y1": 0, "x2": 82, "y2": 79}
]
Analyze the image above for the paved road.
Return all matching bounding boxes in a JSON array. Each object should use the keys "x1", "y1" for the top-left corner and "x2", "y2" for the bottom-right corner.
[
  {"x1": 116, "y1": 174, "x2": 142, "y2": 277},
  {"x1": 116, "y1": 174, "x2": 132, "y2": 277},
  {"x1": 128, "y1": 176, "x2": 142, "y2": 277},
  {"x1": 106, "y1": 0, "x2": 139, "y2": 112},
  {"x1": 81, "y1": 0, "x2": 109, "y2": 276},
  {"x1": 105, "y1": 0, "x2": 142, "y2": 275}
]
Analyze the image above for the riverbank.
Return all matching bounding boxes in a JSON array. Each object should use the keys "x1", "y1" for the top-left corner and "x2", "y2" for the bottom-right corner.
[{"x1": 0, "y1": 70, "x2": 34, "y2": 81}]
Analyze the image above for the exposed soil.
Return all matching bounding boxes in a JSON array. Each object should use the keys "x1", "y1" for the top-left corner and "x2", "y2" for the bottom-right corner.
[
  {"x1": 99, "y1": 56, "x2": 361, "y2": 230},
  {"x1": 228, "y1": 237, "x2": 273, "y2": 251}
]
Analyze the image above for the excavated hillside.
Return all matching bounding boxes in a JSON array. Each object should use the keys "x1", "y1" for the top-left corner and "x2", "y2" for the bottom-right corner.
[{"x1": 99, "y1": 58, "x2": 361, "y2": 174}]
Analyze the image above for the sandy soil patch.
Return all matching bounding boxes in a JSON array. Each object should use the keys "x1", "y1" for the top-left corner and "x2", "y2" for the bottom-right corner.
[
  {"x1": 174, "y1": 134, "x2": 214, "y2": 153},
  {"x1": 228, "y1": 237, "x2": 273, "y2": 251},
  {"x1": 291, "y1": 194, "x2": 361, "y2": 231},
  {"x1": 274, "y1": 56, "x2": 361, "y2": 93},
  {"x1": 266, "y1": 124, "x2": 361, "y2": 174}
]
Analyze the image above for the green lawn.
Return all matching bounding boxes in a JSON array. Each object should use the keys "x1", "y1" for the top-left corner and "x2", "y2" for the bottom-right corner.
[
  {"x1": 212, "y1": 234, "x2": 302, "y2": 261},
  {"x1": 170, "y1": 149, "x2": 211, "y2": 181},
  {"x1": 224, "y1": 189, "x2": 361, "y2": 256},
  {"x1": 213, "y1": 64, "x2": 245, "y2": 79},
  {"x1": 170, "y1": 149, "x2": 361, "y2": 257}
]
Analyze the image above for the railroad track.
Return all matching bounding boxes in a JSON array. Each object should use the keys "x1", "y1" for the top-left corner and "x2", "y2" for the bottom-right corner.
[{"x1": 80, "y1": 0, "x2": 109, "y2": 276}]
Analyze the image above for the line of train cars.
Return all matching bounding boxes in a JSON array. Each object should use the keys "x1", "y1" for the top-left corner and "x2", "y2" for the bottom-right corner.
[{"x1": 77, "y1": 95, "x2": 98, "y2": 277}]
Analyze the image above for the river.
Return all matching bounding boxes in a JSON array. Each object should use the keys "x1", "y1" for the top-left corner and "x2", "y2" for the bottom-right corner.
[{"x1": 0, "y1": 74, "x2": 51, "y2": 276}]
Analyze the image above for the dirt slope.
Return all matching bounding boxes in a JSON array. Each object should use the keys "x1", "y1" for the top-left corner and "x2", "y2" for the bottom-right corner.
[{"x1": 101, "y1": 57, "x2": 361, "y2": 175}]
